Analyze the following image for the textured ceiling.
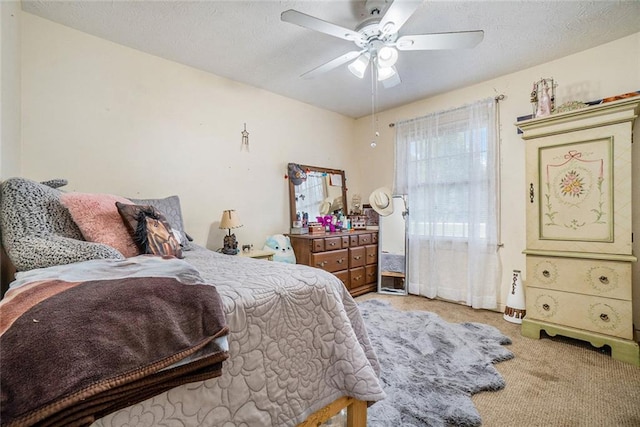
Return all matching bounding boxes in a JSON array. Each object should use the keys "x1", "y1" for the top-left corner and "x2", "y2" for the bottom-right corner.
[{"x1": 21, "y1": 0, "x2": 640, "y2": 118}]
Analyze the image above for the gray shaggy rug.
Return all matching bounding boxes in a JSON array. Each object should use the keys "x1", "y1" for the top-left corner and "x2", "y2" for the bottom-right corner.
[{"x1": 359, "y1": 299, "x2": 514, "y2": 427}]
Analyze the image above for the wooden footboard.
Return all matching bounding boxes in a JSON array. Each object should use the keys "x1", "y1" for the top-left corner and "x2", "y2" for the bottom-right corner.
[
  {"x1": 1, "y1": 244, "x2": 16, "y2": 298},
  {"x1": 297, "y1": 396, "x2": 367, "y2": 427}
]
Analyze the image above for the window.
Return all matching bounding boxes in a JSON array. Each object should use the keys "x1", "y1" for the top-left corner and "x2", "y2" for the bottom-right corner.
[{"x1": 395, "y1": 99, "x2": 498, "y2": 244}]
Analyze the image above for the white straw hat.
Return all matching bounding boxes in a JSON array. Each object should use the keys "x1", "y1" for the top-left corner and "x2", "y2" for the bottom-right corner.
[
  {"x1": 369, "y1": 187, "x2": 394, "y2": 216},
  {"x1": 319, "y1": 198, "x2": 332, "y2": 215}
]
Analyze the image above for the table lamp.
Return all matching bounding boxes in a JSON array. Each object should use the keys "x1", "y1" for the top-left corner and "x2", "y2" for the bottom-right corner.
[{"x1": 219, "y1": 209, "x2": 243, "y2": 255}]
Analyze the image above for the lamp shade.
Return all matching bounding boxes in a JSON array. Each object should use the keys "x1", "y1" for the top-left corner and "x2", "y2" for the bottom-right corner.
[
  {"x1": 219, "y1": 210, "x2": 243, "y2": 230},
  {"x1": 377, "y1": 64, "x2": 396, "y2": 81},
  {"x1": 377, "y1": 46, "x2": 398, "y2": 68},
  {"x1": 348, "y1": 52, "x2": 370, "y2": 79}
]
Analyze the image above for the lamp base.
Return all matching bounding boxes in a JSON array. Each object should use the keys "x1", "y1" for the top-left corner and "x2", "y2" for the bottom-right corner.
[{"x1": 222, "y1": 233, "x2": 239, "y2": 255}]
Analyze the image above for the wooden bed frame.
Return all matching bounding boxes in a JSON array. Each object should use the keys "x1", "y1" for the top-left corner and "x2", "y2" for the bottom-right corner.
[
  {"x1": 298, "y1": 396, "x2": 367, "y2": 427},
  {"x1": 1, "y1": 244, "x2": 15, "y2": 298}
]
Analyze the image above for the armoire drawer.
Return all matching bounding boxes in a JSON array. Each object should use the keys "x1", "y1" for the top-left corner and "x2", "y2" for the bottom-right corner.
[
  {"x1": 526, "y1": 287, "x2": 633, "y2": 340},
  {"x1": 310, "y1": 249, "x2": 348, "y2": 273},
  {"x1": 527, "y1": 256, "x2": 631, "y2": 300}
]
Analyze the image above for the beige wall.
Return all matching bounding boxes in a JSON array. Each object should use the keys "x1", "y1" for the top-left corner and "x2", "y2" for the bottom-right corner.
[
  {"x1": 353, "y1": 32, "x2": 640, "y2": 320},
  {"x1": 0, "y1": 1, "x2": 21, "y2": 179},
  {"x1": 20, "y1": 12, "x2": 355, "y2": 251},
  {"x1": 17, "y1": 11, "x2": 640, "y2": 324}
]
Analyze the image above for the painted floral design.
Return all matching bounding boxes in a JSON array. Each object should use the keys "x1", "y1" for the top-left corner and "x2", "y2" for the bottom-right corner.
[{"x1": 559, "y1": 170, "x2": 584, "y2": 198}]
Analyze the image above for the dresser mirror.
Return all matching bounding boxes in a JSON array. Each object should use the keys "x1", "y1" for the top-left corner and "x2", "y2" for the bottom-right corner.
[{"x1": 288, "y1": 164, "x2": 347, "y2": 225}]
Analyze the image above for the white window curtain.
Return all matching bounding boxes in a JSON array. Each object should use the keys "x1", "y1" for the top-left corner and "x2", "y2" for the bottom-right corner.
[{"x1": 394, "y1": 98, "x2": 501, "y2": 309}]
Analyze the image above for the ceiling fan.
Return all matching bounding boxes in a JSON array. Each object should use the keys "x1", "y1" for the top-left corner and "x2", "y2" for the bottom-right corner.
[{"x1": 281, "y1": 0, "x2": 484, "y2": 88}]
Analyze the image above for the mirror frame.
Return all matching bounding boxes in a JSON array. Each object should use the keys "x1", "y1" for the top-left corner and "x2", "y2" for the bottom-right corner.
[{"x1": 288, "y1": 164, "x2": 347, "y2": 226}]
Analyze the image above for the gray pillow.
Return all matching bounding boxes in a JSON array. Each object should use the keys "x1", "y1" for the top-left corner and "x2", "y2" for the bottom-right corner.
[
  {"x1": 0, "y1": 177, "x2": 125, "y2": 271},
  {"x1": 9, "y1": 235, "x2": 124, "y2": 271},
  {"x1": 129, "y1": 195, "x2": 192, "y2": 250}
]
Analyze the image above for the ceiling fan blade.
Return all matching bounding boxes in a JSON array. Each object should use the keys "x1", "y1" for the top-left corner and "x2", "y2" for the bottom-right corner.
[
  {"x1": 281, "y1": 9, "x2": 365, "y2": 43},
  {"x1": 378, "y1": 0, "x2": 423, "y2": 37},
  {"x1": 396, "y1": 30, "x2": 484, "y2": 50},
  {"x1": 301, "y1": 50, "x2": 364, "y2": 79}
]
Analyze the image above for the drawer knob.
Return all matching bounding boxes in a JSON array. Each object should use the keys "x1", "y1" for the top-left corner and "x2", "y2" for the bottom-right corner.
[
  {"x1": 337, "y1": 258, "x2": 344, "y2": 264},
  {"x1": 329, "y1": 242, "x2": 336, "y2": 246},
  {"x1": 317, "y1": 261, "x2": 327, "y2": 267},
  {"x1": 599, "y1": 276, "x2": 609, "y2": 284},
  {"x1": 600, "y1": 313, "x2": 610, "y2": 322},
  {"x1": 354, "y1": 256, "x2": 362, "y2": 260},
  {"x1": 542, "y1": 303, "x2": 550, "y2": 311},
  {"x1": 542, "y1": 270, "x2": 550, "y2": 278}
]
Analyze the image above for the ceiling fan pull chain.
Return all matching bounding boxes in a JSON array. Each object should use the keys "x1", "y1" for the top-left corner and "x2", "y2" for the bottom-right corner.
[{"x1": 371, "y1": 63, "x2": 378, "y2": 148}]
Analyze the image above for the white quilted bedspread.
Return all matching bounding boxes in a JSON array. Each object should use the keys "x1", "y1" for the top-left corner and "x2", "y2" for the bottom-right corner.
[{"x1": 93, "y1": 246, "x2": 386, "y2": 427}]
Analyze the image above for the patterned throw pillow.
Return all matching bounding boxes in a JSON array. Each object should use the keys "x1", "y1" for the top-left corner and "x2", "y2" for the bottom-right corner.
[
  {"x1": 129, "y1": 196, "x2": 192, "y2": 250},
  {"x1": 116, "y1": 202, "x2": 184, "y2": 259}
]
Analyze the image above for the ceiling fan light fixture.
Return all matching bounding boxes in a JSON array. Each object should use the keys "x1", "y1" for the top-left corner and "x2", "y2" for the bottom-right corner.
[
  {"x1": 381, "y1": 68, "x2": 401, "y2": 88},
  {"x1": 348, "y1": 52, "x2": 370, "y2": 78},
  {"x1": 377, "y1": 46, "x2": 398, "y2": 67},
  {"x1": 377, "y1": 64, "x2": 397, "y2": 81}
]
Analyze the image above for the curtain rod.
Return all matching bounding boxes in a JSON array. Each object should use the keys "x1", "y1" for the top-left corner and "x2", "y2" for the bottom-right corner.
[{"x1": 388, "y1": 93, "x2": 506, "y2": 127}]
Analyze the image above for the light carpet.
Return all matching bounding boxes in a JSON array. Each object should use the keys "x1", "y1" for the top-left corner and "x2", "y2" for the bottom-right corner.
[{"x1": 359, "y1": 299, "x2": 514, "y2": 427}]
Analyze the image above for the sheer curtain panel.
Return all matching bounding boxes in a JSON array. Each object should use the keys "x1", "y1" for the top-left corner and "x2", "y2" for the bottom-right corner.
[{"x1": 394, "y1": 98, "x2": 501, "y2": 309}]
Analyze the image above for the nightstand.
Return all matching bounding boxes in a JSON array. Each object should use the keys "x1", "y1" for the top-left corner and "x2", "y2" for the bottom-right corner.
[{"x1": 238, "y1": 249, "x2": 276, "y2": 261}]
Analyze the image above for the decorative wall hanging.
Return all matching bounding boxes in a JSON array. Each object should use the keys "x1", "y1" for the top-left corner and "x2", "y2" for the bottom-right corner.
[{"x1": 241, "y1": 123, "x2": 249, "y2": 151}]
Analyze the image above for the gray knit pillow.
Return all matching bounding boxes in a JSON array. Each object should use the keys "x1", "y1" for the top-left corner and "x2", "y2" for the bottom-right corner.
[{"x1": 0, "y1": 178, "x2": 124, "y2": 271}]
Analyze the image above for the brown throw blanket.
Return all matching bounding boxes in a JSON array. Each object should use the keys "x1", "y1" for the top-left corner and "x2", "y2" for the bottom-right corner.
[{"x1": 0, "y1": 276, "x2": 229, "y2": 427}]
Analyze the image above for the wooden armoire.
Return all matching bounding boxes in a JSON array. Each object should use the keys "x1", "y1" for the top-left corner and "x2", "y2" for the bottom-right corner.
[{"x1": 517, "y1": 97, "x2": 640, "y2": 365}]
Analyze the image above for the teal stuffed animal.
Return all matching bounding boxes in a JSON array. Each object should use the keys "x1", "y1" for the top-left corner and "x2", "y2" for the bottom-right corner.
[{"x1": 263, "y1": 234, "x2": 296, "y2": 264}]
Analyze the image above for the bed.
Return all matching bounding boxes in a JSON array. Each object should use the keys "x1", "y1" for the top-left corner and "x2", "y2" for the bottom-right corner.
[{"x1": 0, "y1": 177, "x2": 386, "y2": 427}]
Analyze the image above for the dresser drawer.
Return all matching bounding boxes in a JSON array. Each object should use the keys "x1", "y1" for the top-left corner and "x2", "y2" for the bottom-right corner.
[
  {"x1": 324, "y1": 236, "x2": 343, "y2": 251},
  {"x1": 312, "y1": 239, "x2": 325, "y2": 252},
  {"x1": 526, "y1": 287, "x2": 633, "y2": 339},
  {"x1": 341, "y1": 236, "x2": 350, "y2": 248},
  {"x1": 334, "y1": 270, "x2": 349, "y2": 288},
  {"x1": 526, "y1": 256, "x2": 631, "y2": 300},
  {"x1": 350, "y1": 267, "x2": 366, "y2": 289},
  {"x1": 349, "y1": 247, "x2": 366, "y2": 268},
  {"x1": 365, "y1": 265, "x2": 377, "y2": 284},
  {"x1": 365, "y1": 245, "x2": 377, "y2": 265},
  {"x1": 310, "y1": 249, "x2": 348, "y2": 273},
  {"x1": 358, "y1": 233, "x2": 372, "y2": 246}
]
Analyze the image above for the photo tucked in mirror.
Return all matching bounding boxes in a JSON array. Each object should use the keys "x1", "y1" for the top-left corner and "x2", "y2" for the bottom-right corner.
[{"x1": 288, "y1": 164, "x2": 347, "y2": 227}]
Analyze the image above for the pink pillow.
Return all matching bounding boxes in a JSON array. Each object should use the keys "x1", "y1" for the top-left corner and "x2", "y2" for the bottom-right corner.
[{"x1": 60, "y1": 193, "x2": 140, "y2": 258}]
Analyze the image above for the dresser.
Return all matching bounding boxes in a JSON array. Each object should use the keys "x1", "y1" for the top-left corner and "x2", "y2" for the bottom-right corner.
[
  {"x1": 289, "y1": 230, "x2": 378, "y2": 297},
  {"x1": 517, "y1": 97, "x2": 640, "y2": 365}
]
